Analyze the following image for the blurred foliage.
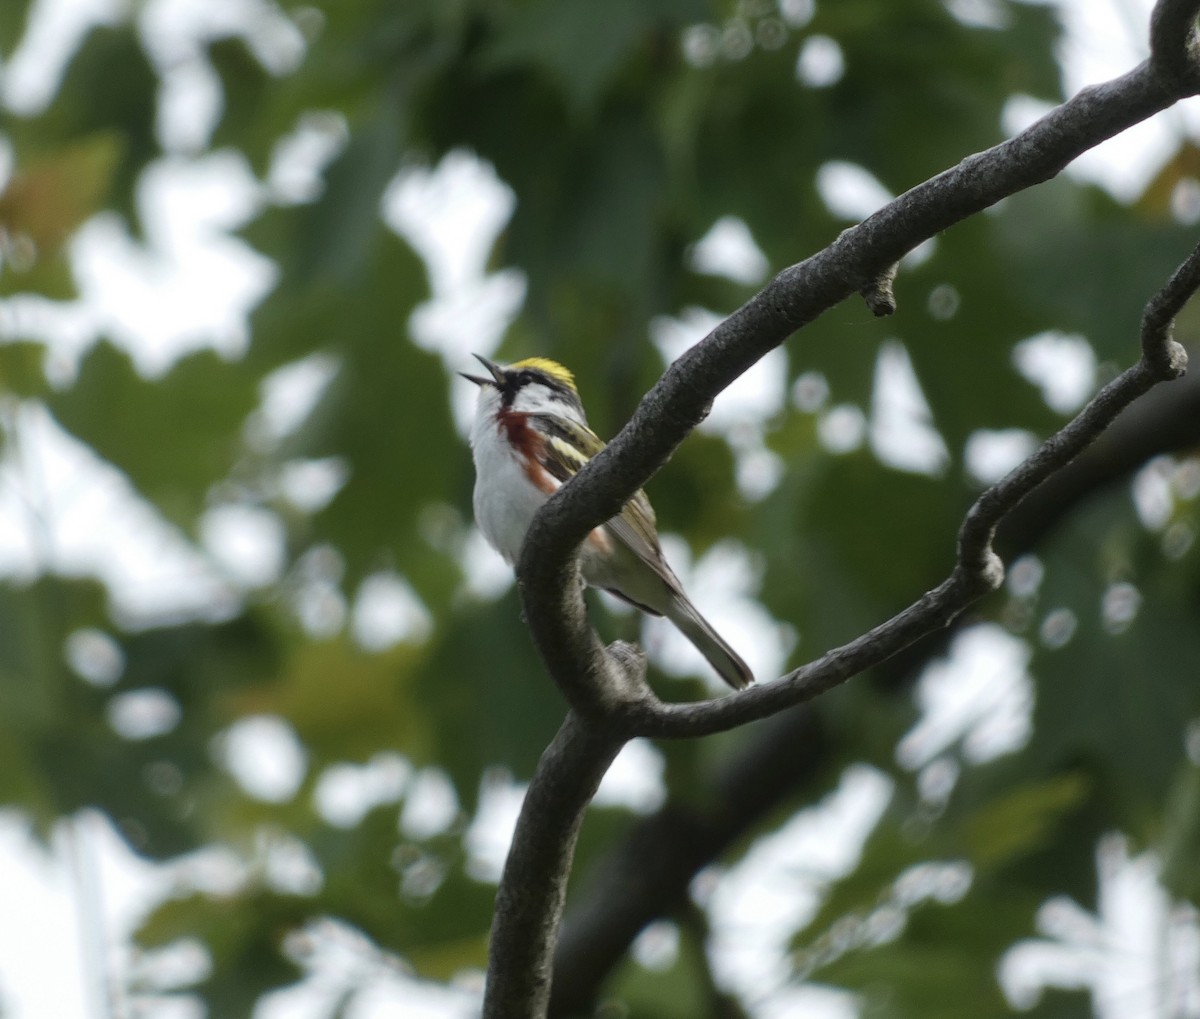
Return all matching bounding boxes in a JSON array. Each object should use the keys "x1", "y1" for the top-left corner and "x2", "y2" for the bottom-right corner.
[{"x1": 2, "y1": 0, "x2": 1200, "y2": 1016}]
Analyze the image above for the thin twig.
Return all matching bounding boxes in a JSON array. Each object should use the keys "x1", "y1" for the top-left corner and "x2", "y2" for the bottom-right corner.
[
  {"x1": 516, "y1": 5, "x2": 1200, "y2": 719},
  {"x1": 622, "y1": 262, "x2": 1192, "y2": 738}
]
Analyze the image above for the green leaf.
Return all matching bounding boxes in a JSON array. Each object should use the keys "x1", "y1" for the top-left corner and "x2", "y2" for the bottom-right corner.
[
  {"x1": 9, "y1": 25, "x2": 157, "y2": 225},
  {"x1": 47, "y1": 343, "x2": 262, "y2": 528},
  {"x1": 608, "y1": 936, "x2": 713, "y2": 1019},
  {"x1": 206, "y1": 36, "x2": 275, "y2": 172},
  {"x1": 0, "y1": 0, "x2": 34, "y2": 58},
  {"x1": 246, "y1": 227, "x2": 457, "y2": 587},
  {"x1": 1025, "y1": 498, "x2": 1200, "y2": 816},
  {"x1": 0, "y1": 341, "x2": 48, "y2": 397},
  {"x1": 0, "y1": 133, "x2": 122, "y2": 299},
  {"x1": 963, "y1": 772, "x2": 1092, "y2": 873},
  {"x1": 308, "y1": 805, "x2": 494, "y2": 973},
  {"x1": 225, "y1": 636, "x2": 432, "y2": 768},
  {"x1": 1161, "y1": 763, "x2": 1200, "y2": 904},
  {"x1": 481, "y1": 0, "x2": 705, "y2": 119},
  {"x1": 137, "y1": 889, "x2": 309, "y2": 1013},
  {"x1": 411, "y1": 591, "x2": 565, "y2": 808}
]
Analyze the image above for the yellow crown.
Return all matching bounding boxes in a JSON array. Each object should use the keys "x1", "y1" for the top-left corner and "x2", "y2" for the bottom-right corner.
[{"x1": 508, "y1": 357, "x2": 576, "y2": 391}]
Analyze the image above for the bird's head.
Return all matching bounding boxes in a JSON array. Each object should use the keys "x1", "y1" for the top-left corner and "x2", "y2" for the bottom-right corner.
[{"x1": 460, "y1": 354, "x2": 586, "y2": 424}]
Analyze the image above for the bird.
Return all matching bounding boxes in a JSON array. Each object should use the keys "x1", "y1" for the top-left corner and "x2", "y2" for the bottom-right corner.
[{"x1": 461, "y1": 353, "x2": 753, "y2": 690}]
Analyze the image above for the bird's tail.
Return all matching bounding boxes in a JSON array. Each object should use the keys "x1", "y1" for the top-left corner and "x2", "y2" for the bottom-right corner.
[{"x1": 663, "y1": 593, "x2": 754, "y2": 690}]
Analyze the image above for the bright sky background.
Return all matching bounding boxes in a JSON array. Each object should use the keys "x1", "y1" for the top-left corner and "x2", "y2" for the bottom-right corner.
[{"x1": 2, "y1": 1, "x2": 1200, "y2": 1017}]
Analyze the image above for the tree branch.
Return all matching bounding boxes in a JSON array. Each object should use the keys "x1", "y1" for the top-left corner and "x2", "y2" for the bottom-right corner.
[
  {"x1": 549, "y1": 706, "x2": 827, "y2": 1016},
  {"x1": 516, "y1": 11, "x2": 1200, "y2": 721},
  {"x1": 486, "y1": 3, "x2": 1200, "y2": 1015},
  {"x1": 482, "y1": 711, "x2": 625, "y2": 1018},
  {"x1": 550, "y1": 353, "x2": 1200, "y2": 1012},
  {"x1": 618, "y1": 278, "x2": 1191, "y2": 739}
]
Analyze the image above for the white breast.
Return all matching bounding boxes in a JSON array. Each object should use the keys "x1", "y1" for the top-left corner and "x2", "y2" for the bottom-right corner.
[{"x1": 470, "y1": 409, "x2": 557, "y2": 565}]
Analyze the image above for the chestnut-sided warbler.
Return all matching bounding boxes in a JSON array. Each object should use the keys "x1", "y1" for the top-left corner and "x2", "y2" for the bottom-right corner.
[{"x1": 462, "y1": 354, "x2": 753, "y2": 690}]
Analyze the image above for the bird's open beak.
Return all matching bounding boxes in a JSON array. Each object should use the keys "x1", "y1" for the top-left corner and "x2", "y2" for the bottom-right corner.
[{"x1": 458, "y1": 353, "x2": 506, "y2": 388}]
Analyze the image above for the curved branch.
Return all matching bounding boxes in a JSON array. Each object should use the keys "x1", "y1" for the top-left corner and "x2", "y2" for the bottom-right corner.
[
  {"x1": 493, "y1": 3, "x2": 1200, "y2": 1015},
  {"x1": 1151, "y1": 0, "x2": 1200, "y2": 86},
  {"x1": 623, "y1": 313, "x2": 1190, "y2": 739},
  {"x1": 551, "y1": 353, "x2": 1200, "y2": 1013},
  {"x1": 482, "y1": 711, "x2": 625, "y2": 1018},
  {"x1": 549, "y1": 705, "x2": 827, "y2": 1016},
  {"x1": 516, "y1": 4, "x2": 1200, "y2": 717}
]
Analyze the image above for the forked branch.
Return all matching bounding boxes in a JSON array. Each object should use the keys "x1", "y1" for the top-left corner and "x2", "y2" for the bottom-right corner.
[{"x1": 485, "y1": 3, "x2": 1200, "y2": 1016}]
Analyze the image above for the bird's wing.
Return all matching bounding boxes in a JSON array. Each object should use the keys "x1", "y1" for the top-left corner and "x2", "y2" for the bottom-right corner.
[{"x1": 530, "y1": 413, "x2": 671, "y2": 578}]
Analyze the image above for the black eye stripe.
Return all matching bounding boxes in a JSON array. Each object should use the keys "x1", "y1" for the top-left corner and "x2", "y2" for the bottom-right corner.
[
  {"x1": 498, "y1": 369, "x2": 586, "y2": 420},
  {"x1": 503, "y1": 371, "x2": 570, "y2": 398}
]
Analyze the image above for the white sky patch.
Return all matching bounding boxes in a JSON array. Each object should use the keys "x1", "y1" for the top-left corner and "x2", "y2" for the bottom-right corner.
[
  {"x1": 0, "y1": 810, "x2": 256, "y2": 1019},
  {"x1": 140, "y1": 0, "x2": 306, "y2": 73},
  {"x1": 689, "y1": 215, "x2": 770, "y2": 284},
  {"x1": 780, "y1": 0, "x2": 815, "y2": 28},
  {"x1": 1, "y1": 0, "x2": 125, "y2": 113},
  {"x1": 256, "y1": 917, "x2": 485, "y2": 1019},
  {"x1": 0, "y1": 403, "x2": 238, "y2": 624},
  {"x1": 154, "y1": 50, "x2": 222, "y2": 154},
  {"x1": 965, "y1": 428, "x2": 1039, "y2": 485},
  {"x1": 263, "y1": 832, "x2": 322, "y2": 897},
  {"x1": 351, "y1": 571, "x2": 433, "y2": 650},
  {"x1": 385, "y1": 150, "x2": 515, "y2": 295},
  {"x1": 632, "y1": 919, "x2": 680, "y2": 972},
  {"x1": 792, "y1": 370, "x2": 830, "y2": 413},
  {"x1": 817, "y1": 403, "x2": 866, "y2": 454},
  {"x1": 1055, "y1": 0, "x2": 1200, "y2": 202},
  {"x1": 0, "y1": 816, "x2": 126, "y2": 1019},
  {"x1": 652, "y1": 308, "x2": 788, "y2": 499},
  {"x1": 465, "y1": 772, "x2": 526, "y2": 883},
  {"x1": 1132, "y1": 455, "x2": 1176, "y2": 530},
  {"x1": 869, "y1": 340, "x2": 950, "y2": 476},
  {"x1": 249, "y1": 353, "x2": 339, "y2": 446},
  {"x1": 70, "y1": 152, "x2": 274, "y2": 376},
  {"x1": 707, "y1": 764, "x2": 893, "y2": 1001},
  {"x1": 593, "y1": 739, "x2": 666, "y2": 815},
  {"x1": 643, "y1": 537, "x2": 794, "y2": 688},
  {"x1": 107, "y1": 686, "x2": 182, "y2": 740},
  {"x1": 313, "y1": 754, "x2": 411, "y2": 830},
  {"x1": 1013, "y1": 331, "x2": 1097, "y2": 414},
  {"x1": 218, "y1": 714, "x2": 308, "y2": 803},
  {"x1": 384, "y1": 150, "x2": 526, "y2": 436},
  {"x1": 813, "y1": 162, "x2": 935, "y2": 266},
  {"x1": 276, "y1": 457, "x2": 348, "y2": 515},
  {"x1": 138, "y1": 0, "x2": 306, "y2": 157},
  {"x1": 733, "y1": 442, "x2": 785, "y2": 501},
  {"x1": 796, "y1": 35, "x2": 845, "y2": 88},
  {"x1": 287, "y1": 544, "x2": 348, "y2": 638},
  {"x1": 896, "y1": 624, "x2": 1034, "y2": 769},
  {"x1": 65, "y1": 628, "x2": 125, "y2": 687},
  {"x1": 200, "y1": 502, "x2": 287, "y2": 589},
  {"x1": 399, "y1": 768, "x2": 460, "y2": 841},
  {"x1": 265, "y1": 111, "x2": 349, "y2": 204},
  {"x1": 459, "y1": 527, "x2": 514, "y2": 601},
  {"x1": 946, "y1": 0, "x2": 1011, "y2": 29},
  {"x1": 1002, "y1": 2, "x2": 1200, "y2": 204},
  {"x1": 1008, "y1": 554, "x2": 1045, "y2": 599},
  {"x1": 651, "y1": 307, "x2": 788, "y2": 432},
  {"x1": 759, "y1": 986, "x2": 859, "y2": 1019},
  {"x1": 1001, "y1": 834, "x2": 1200, "y2": 1016},
  {"x1": 816, "y1": 161, "x2": 892, "y2": 221},
  {"x1": 412, "y1": 266, "x2": 526, "y2": 432},
  {"x1": 0, "y1": 814, "x2": 91, "y2": 1017}
]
